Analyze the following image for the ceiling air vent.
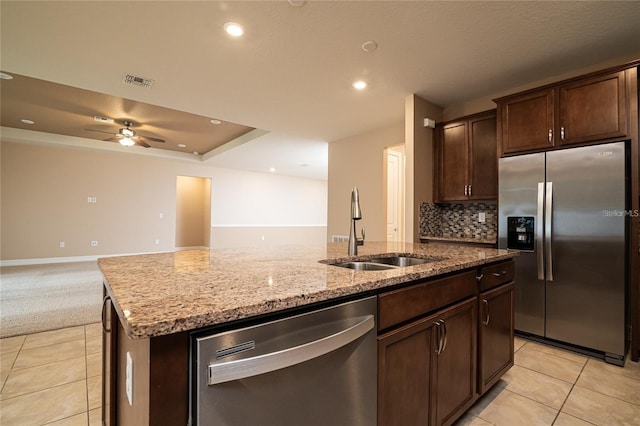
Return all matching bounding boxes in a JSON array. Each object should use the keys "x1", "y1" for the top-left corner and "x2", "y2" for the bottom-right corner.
[
  {"x1": 93, "y1": 116, "x2": 114, "y2": 124},
  {"x1": 123, "y1": 74, "x2": 154, "y2": 88}
]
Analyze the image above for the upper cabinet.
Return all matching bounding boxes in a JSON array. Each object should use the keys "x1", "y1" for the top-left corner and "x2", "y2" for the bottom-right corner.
[
  {"x1": 434, "y1": 110, "x2": 497, "y2": 202},
  {"x1": 558, "y1": 71, "x2": 627, "y2": 145},
  {"x1": 497, "y1": 68, "x2": 631, "y2": 156}
]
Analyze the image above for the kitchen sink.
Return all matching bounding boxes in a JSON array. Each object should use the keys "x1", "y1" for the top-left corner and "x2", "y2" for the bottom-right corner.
[
  {"x1": 331, "y1": 261, "x2": 397, "y2": 271},
  {"x1": 366, "y1": 256, "x2": 432, "y2": 267},
  {"x1": 324, "y1": 255, "x2": 436, "y2": 271}
]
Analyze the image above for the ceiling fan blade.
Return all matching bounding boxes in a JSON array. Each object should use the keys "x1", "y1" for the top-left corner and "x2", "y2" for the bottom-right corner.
[
  {"x1": 138, "y1": 135, "x2": 165, "y2": 143},
  {"x1": 137, "y1": 141, "x2": 151, "y2": 148},
  {"x1": 85, "y1": 128, "x2": 117, "y2": 135}
]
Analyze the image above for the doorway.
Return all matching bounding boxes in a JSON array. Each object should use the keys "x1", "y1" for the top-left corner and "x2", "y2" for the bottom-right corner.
[
  {"x1": 385, "y1": 147, "x2": 405, "y2": 243},
  {"x1": 175, "y1": 176, "x2": 212, "y2": 249}
]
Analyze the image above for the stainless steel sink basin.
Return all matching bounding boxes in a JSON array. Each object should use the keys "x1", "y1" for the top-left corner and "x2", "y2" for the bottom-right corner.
[
  {"x1": 324, "y1": 255, "x2": 436, "y2": 271},
  {"x1": 331, "y1": 261, "x2": 397, "y2": 271},
  {"x1": 367, "y1": 256, "x2": 432, "y2": 267}
]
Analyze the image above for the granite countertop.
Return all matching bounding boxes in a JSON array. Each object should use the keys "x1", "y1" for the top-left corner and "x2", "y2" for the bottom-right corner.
[
  {"x1": 420, "y1": 235, "x2": 497, "y2": 245},
  {"x1": 98, "y1": 241, "x2": 517, "y2": 339}
]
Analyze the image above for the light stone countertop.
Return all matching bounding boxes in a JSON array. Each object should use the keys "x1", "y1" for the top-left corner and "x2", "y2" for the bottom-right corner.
[{"x1": 98, "y1": 241, "x2": 517, "y2": 339}]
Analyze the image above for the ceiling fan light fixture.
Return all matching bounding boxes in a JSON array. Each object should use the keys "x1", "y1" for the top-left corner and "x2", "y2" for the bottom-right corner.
[
  {"x1": 121, "y1": 127, "x2": 135, "y2": 137},
  {"x1": 120, "y1": 137, "x2": 135, "y2": 147}
]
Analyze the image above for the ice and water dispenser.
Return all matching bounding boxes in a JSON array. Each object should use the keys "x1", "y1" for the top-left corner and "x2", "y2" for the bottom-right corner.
[{"x1": 507, "y1": 216, "x2": 535, "y2": 251}]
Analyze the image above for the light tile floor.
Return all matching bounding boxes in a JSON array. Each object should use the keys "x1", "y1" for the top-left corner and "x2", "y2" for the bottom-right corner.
[
  {"x1": 0, "y1": 324, "x2": 102, "y2": 425},
  {"x1": 457, "y1": 337, "x2": 640, "y2": 426},
  {"x1": 1, "y1": 328, "x2": 639, "y2": 425}
]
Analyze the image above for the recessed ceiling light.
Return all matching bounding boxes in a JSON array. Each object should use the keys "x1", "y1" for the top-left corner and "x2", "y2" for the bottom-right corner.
[
  {"x1": 352, "y1": 80, "x2": 367, "y2": 90},
  {"x1": 361, "y1": 40, "x2": 378, "y2": 52},
  {"x1": 269, "y1": 167, "x2": 276, "y2": 173},
  {"x1": 178, "y1": 144, "x2": 187, "y2": 148},
  {"x1": 224, "y1": 22, "x2": 245, "y2": 37},
  {"x1": 20, "y1": 119, "x2": 35, "y2": 125},
  {"x1": 0, "y1": 72, "x2": 14, "y2": 80},
  {"x1": 210, "y1": 119, "x2": 222, "y2": 125}
]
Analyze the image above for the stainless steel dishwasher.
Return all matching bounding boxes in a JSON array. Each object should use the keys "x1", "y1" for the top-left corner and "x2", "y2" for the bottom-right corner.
[{"x1": 192, "y1": 296, "x2": 377, "y2": 426}]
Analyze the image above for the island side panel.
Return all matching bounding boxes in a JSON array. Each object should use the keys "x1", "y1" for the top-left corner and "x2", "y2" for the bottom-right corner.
[{"x1": 149, "y1": 331, "x2": 190, "y2": 425}]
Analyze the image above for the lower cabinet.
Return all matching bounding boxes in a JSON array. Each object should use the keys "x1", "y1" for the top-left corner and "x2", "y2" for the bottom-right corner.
[
  {"x1": 378, "y1": 297, "x2": 477, "y2": 426},
  {"x1": 378, "y1": 261, "x2": 514, "y2": 426},
  {"x1": 378, "y1": 314, "x2": 436, "y2": 425},
  {"x1": 433, "y1": 298, "x2": 477, "y2": 426},
  {"x1": 478, "y1": 282, "x2": 515, "y2": 394}
]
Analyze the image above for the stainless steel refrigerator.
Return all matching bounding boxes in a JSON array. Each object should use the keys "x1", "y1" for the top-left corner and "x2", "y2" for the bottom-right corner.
[{"x1": 498, "y1": 141, "x2": 627, "y2": 365}]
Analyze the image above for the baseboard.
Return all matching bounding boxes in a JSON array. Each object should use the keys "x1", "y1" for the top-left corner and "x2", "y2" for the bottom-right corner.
[{"x1": 0, "y1": 250, "x2": 174, "y2": 267}]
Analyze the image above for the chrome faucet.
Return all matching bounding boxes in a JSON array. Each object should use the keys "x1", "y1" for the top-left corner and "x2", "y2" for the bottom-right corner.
[{"x1": 348, "y1": 187, "x2": 365, "y2": 256}]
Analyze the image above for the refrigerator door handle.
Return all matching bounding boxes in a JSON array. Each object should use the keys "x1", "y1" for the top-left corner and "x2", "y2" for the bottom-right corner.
[
  {"x1": 536, "y1": 182, "x2": 545, "y2": 280},
  {"x1": 545, "y1": 182, "x2": 554, "y2": 282}
]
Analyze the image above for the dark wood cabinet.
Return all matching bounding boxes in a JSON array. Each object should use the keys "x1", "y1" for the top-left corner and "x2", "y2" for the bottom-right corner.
[
  {"x1": 378, "y1": 314, "x2": 437, "y2": 426},
  {"x1": 377, "y1": 261, "x2": 515, "y2": 426},
  {"x1": 102, "y1": 292, "x2": 118, "y2": 426},
  {"x1": 558, "y1": 71, "x2": 627, "y2": 146},
  {"x1": 378, "y1": 297, "x2": 478, "y2": 426},
  {"x1": 432, "y1": 298, "x2": 477, "y2": 426},
  {"x1": 434, "y1": 111, "x2": 497, "y2": 202},
  {"x1": 498, "y1": 89, "x2": 554, "y2": 155},
  {"x1": 478, "y1": 282, "x2": 514, "y2": 394},
  {"x1": 497, "y1": 69, "x2": 630, "y2": 156},
  {"x1": 477, "y1": 261, "x2": 515, "y2": 395}
]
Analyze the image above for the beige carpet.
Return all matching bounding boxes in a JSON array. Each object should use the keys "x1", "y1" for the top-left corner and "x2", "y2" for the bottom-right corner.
[{"x1": 0, "y1": 261, "x2": 103, "y2": 338}]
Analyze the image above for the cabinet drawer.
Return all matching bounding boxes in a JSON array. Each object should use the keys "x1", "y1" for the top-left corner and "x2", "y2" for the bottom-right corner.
[
  {"x1": 378, "y1": 270, "x2": 477, "y2": 331},
  {"x1": 479, "y1": 261, "x2": 514, "y2": 291}
]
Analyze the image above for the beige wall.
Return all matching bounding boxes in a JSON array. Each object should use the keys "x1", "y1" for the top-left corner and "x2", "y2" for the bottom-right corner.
[
  {"x1": 404, "y1": 95, "x2": 443, "y2": 242},
  {"x1": 1, "y1": 136, "x2": 327, "y2": 263},
  {"x1": 175, "y1": 176, "x2": 211, "y2": 248},
  {"x1": 327, "y1": 121, "x2": 404, "y2": 242}
]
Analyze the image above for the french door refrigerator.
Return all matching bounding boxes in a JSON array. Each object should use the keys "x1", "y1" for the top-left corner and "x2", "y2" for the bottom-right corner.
[{"x1": 498, "y1": 141, "x2": 627, "y2": 365}]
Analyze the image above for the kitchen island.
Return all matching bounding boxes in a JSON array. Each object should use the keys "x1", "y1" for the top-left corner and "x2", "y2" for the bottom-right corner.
[{"x1": 99, "y1": 241, "x2": 517, "y2": 425}]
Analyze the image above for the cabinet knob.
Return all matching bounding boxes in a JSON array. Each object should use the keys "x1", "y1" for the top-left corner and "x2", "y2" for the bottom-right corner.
[
  {"x1": 548, "y1": 129, "x2": 553, "y2": 142},
  {"x1": 560, "y1": 126, "x2": 565, "y2": 141}
]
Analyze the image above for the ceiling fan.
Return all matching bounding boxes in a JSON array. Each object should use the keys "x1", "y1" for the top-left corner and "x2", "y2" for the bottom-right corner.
[{"x1": 85, "y1": 120, "x2": 165, "y2": 148}]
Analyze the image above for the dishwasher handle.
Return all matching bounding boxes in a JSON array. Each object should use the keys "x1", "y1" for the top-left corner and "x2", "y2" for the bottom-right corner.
[{"x1": 208, "y1": 314, "x2": 374, "y2": 385}]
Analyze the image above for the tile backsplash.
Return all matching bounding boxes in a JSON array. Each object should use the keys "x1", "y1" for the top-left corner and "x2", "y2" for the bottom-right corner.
[{"x1": 420, "y1": 202, "x2": 497, "y2": 241}]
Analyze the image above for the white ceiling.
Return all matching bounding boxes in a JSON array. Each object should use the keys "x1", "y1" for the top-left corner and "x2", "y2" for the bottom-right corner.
[{"x1": 2, "y1": 1, "x2": 640, "y2": 181}]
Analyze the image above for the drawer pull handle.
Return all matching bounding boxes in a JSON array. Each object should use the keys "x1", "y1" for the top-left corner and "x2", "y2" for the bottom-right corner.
[
  {"x1": 492, "y1": 271, "x2": 507, "y2": 277},
  {"x1": 101, "y1": 296, "x2": 111, "y2": 333},
  {"x1": 476, "y1": 273, "x2": 484, "y2": 282},
  {"x1": 482, "y1": 299, "x2": 490, "y2": 326}
]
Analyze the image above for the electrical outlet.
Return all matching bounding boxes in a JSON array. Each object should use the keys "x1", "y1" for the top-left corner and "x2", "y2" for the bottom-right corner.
[
  {"x1": 90, "y1": 240, "x2": 98, "y2": 247},
  {"x1": 59, "y1": 241, "x2": 65, "y2": 248},
  {"x1": 155, "y1": 239, "x2": 160, "y2": 245},
  {"x1": 126, "y1": 352, "x2": 133, "y2": 406},
  {"x1": 478, "y1": 212, "x2": 486, "y2": 223}
]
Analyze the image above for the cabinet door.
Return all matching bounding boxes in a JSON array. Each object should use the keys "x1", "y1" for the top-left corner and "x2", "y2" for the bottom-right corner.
[
  {"x1": 468, "y1": 113, "x2": 497, "y2": 200},
  {"x1": 499, "y1": 89, "x2": 554, "y2": 155},
  {"x1": 439, "y1": 121, "x2": 469, "y2": 201},
  {"x1": 102, "y1": 290, "x2": 118, "y2": 426},
  {"x1": 478, "y1": 282, "x2": 514, "y2": 395},
  {"x1": 433, "y1": 298, "x2": 477, "y2": 426},
  {"x1": 558, "y1": 71, "x2": 627, "y2": 145},
  {"x1": 378, "y1": 315, "x2": 438, "y2": 426}
]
